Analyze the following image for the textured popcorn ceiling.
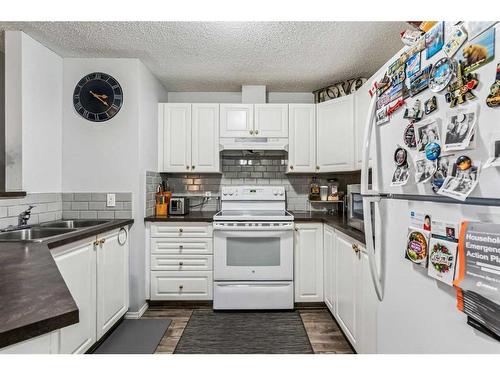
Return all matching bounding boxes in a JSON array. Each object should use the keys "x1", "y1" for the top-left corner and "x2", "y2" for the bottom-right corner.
[{"x1": 0, "y1": 22, "x2": 407, "y2": 91}]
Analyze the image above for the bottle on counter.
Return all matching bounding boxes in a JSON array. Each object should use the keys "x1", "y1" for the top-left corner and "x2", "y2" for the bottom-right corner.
[{"x1": 309, "y1": 177, "x2": 321, "y2": 201}]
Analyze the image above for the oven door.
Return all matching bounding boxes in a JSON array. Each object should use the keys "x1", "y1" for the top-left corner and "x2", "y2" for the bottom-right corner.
[{"x1": 213, "y1": 222, "x2": 294, "y2": 281}]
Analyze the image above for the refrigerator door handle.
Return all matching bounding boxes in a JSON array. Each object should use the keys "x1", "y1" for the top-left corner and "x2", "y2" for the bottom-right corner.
[
  {"x1": 363, "y1": 195, "x2": 384, "y2": 301},
  {"x1": 361, "y1": 92, "x2": 378, "y2": 196}
]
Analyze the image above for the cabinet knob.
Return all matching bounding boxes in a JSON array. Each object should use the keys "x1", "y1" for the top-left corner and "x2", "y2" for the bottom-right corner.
[
  {"x1": 289, "y1": 165, "x2": 294, "y2": 170},
  {"x1": 179, "y1": 245, "x2": 184, "y2": 249},
  {"x1": 255, "y1": 129, "x2": 259, "y2": 135},
  {"x1": 186, "y1": 166, "x2": 190, "y2": 170},
  {"x1": 179, "y1": 262, "x2": 184, "y2": 266},
  {"x1": 191, "y1": 165, "x2": 195, "y2": 170},
  {"x1": 249, "y1": 129, "x2": 254, "y2": 135},
  {"x1": 179, "y1": 285, "x2": 184, "y2": 289},
  {"x1": 179, "y1": 228, "x2": 183, "y2": 233},
  {"x1": 316, "y1": 166, "x2": 320, "y2": 170}
]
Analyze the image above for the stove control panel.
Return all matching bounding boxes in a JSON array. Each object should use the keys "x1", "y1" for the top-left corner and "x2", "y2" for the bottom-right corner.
[{"x1": 221, "y1": 186, "x2": 285, "y2": 200}]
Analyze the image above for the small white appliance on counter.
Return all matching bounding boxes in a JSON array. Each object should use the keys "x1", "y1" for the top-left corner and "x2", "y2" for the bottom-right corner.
[{"x1": 213, "y1": 186, "x2": 294, "y2": 309}]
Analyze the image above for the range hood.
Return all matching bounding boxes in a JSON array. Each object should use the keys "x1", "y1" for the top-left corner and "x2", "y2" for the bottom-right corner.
[{"x1": 219, "y1": 137, "x2": 288, "y2": 151}]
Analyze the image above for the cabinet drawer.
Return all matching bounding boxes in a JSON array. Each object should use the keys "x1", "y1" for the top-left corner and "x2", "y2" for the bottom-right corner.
[
  {"x1": 151, "y1": 254, "x2": 213, "y2": 271},
  {"x1": 151, "y1": 223, "x2": 213, "y2": 238},
  {"x1": 151, "y1": 237, "x2": 213, "y2": 255},
  {"x1": 150, "y1": 271, "x2": 213, "y2": 300}
]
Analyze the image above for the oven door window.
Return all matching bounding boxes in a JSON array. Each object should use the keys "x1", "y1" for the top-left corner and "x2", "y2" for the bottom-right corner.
[
  {"x1": 226, "y1": 237, "x2": 280, "y2": 267},
  {"x1": 352, "y1": 193, "x2": 364, "y2": 220}
]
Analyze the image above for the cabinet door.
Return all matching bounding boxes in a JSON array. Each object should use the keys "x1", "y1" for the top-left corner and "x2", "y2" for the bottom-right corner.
[
  {"x1": 52, "y1": 239, "x2": 97, "y2": 354},
  {"x1": 162, "y1": 103, "x2": 192, "y2": 172},
  {"x1": 254, "y1": 104, "x2": 288, "y2": 137},
  {"x1": 354, "y1": 88, "x2": 372, "y2": 170},
  {"x1": 288, "y1": 104, "x2": 316, "y2": 173},
  {"x1": 220, "y1": 104, "x2": 253, "y2": 137},
  {"x1": 323, "y1": 225, "x2": 336, "y2": 314},
  {"x1": 335, "y1": 231, "x2": 358, "y2": 346},
  {"x1": 96, "y1": 228, "x2": 129, "y2": 340},
  {"x1": 316, "y1": 96, "x2": 355, "y2": 172},
  {"x1": 356, "y1": 248, "x2": 378, "y2": 354},
  {"x1": 0, "y1": 331, "x2": 59, "y2": 354},
  {"x1": 294, "y1": 223, "x2": 324, "y2": 302},
  {"x1": 192, "y1": 104, "x2": 220, "y2": 173}
]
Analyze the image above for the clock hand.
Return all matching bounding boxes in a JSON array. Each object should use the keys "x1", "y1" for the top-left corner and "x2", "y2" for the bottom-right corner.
[{"x1": 89, "y1": 90, "x2": 109, "y2": 107}]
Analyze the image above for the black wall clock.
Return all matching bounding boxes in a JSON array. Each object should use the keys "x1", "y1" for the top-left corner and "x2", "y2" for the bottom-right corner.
[{"x1": 73, "y1": 72, "x2": 123, "y2": 122}]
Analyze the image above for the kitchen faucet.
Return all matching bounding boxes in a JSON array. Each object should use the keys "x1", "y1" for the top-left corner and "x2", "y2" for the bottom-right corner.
[{"x1": 18, "y1": 205, "x2": 35, "y2": 227}]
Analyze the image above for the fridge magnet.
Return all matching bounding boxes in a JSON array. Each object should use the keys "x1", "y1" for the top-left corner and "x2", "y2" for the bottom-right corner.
[
  {"x1": 431, "y1": 155, "x2": 453, "y2": 193},
  {"x1": 376, "y1": 107, "x2": 389, "y2": 126},
  {"x1": 410, "y1": 64, "x2": 432, "y2": 96},
  {"x1": 424, "y1": 96, "x2": 438, "y2": 115},
  {"x1": 425, "y1": 142, "x2": 441, "y2": 161},
  {"x1": 465, "y1": 21, "x2": 496, "y2": 41},
  {"x1": 427, "y1": 238, "x2": 458, "y2": 285},
  {"x1": 394, "y1": 146, "x2": 408, "y2": 166},
  {"x1": 410, "y1": 211, "x2": 432, "y2": 231},
  {"x1": 406, "y1": 52, "x2": 421, "y2": 78},
  {"x1": 460, "y1": 27, "x2": 495, "y2": 75},
  {"x1": 400, "y1": 29, "x2": 424, "y2": 46},
  {"x1": 403, "y1": 123, "x2": 417, "y2": 148},
  {"x1": 388, "y1": 59, "x2": 403, "y2": 77},
  {"x1": 437, "y1": 160, "x2": 480, "y2": 201},
  {"x1": 445, "y1": 63, "x2": 478, "y2": 107},
  {"x1": 405, "y1": 227, "x2": 430, "y2": 267},
  {"x1": 414, "y1": 157, "x2": 437, "y2": 184},
  {"x1": 486, "y1": 63, "x2": 500, "y2": 108},
  {"x1": 391, "y1": 64, "x2": 406, "y2": 86},
  {"x1": 415, "y1": 117, "x2": 440, "y2": 152},
  {"x1": 376, "y1": 93, "x2": 391, "y2": 110},
  {"x1": 403, "y1": 99, "x2": 423, "y2": 121},
  {"x1": 376, "y1": 74, "x2": 392, "y2": 96},
  {"x1": 483, "y1": 133, "x2": 500, "y2": 168},
  {"x1": 386, "y1": 82, "x2": 409, "y2": 103},
  {"x1": 443, "y1": 25, "x2": 468, "y2": 58},
  {"x1": 442, "y1": 105, "x2": 477, "y2": 151},
  {"x1": 429, "y1": 58, "x2": 456, "y2": 92},
  {"x1": 387, "y1": 98, "x2": 405, "y2": 116},
  {"x1": 391, "y1": 164, "x2": 410, "y2": 186},
  {"x1": 425, "y1": 21, "x2": 445, "y2": 59}
]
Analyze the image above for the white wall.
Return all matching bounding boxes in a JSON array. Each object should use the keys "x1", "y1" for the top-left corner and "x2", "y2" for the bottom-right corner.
[
  {"x1": 167, "y1": 91, "x2": 314, "y2": 103},
  {"x1": 62, "y1": 58, "x2": 167, "y2": 311},
  {"x1": 0, "y1": 50, "x2": 5, "y2": 189},
  {"x1": 4, "y1": 31, "x2": 62, "y2": 192}
]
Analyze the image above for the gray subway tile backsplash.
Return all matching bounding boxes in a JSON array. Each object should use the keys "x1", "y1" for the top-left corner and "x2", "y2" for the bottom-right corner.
[
  {"x1": 62, "y1": 192, "x2": 132, "y2": 220},
  {"x1": 0, "y1": 193, "x2": 63, "y2": 229}
]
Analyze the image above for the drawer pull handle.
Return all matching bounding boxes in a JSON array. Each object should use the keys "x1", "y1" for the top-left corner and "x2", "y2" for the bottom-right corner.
[
  {"x1": 179, "y1": 228, "x2": 183, "y2": 233},
  {"x1": 179, "y1": 285, "x2": 184, "y2": 289},
  {"x1": 179, "y1": 262, "x2": 184, "y2": 266},
  {"x1": 179, "y1": 245, "x2": 184, "y2": 250}
]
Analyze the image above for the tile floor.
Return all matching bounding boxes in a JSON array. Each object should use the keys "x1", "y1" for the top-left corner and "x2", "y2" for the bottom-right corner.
[{"x1": 142, "y1": 307, "x2": 354, "y2": 354}]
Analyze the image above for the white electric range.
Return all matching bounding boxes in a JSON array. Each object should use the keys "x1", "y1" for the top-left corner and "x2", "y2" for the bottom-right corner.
[{"x1": 213, "y1": 186, "x2": 294, "y2": 310}]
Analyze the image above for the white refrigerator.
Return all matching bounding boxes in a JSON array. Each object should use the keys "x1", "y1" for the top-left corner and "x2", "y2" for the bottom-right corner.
[{"x1": 361, "y1": 22, "x2": 500, "y2": 353}]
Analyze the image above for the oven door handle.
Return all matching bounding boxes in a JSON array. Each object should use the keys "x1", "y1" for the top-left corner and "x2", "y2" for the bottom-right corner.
[
  {"x1": 213, "y1": 223, "x2": 294, "y2": 231},
  {"x1": 216, "y1": 283, "x2": 292, "y2": 287}
]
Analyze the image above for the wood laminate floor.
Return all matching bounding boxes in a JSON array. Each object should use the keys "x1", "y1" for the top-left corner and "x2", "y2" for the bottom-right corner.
[{"x1": 142, "y1": 307, "x2": 354, "y2": 354}]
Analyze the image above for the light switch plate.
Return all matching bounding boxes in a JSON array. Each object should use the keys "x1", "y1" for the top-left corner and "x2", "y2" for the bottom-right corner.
[{"x1": 106, "y1": 193, "x2": 116, "y2": 207}]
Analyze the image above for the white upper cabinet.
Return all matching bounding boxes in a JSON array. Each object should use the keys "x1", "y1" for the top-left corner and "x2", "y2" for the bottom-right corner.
[
  {"x1": 220, "y1": 104, "x2": 254, "y2": 137},
  {"x1": 316, "y1": 96, "x2": 355, "y2": 172},
  {"x1": 288, "y1": 104, "x2": 316, "y2": 173},
  {"x1": 254, "y1": 104, "x2": 288, "y2": 137},
  {"x1": 191, "y1": 104, "x2": 220, "y2": 173},
  {"x1": 160, "y1": 103, "x2": 220, "y2": 173},
  {"x1": 354, "y1": 88, "x2": 372, "y2": 170},
  {"x1": 161, "y1": 103, "x2": 192, "y2": 172}
]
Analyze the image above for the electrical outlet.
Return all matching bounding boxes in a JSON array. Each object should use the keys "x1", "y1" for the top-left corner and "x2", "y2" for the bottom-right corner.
[
  {"x1": 205, "y1": 191, "x2": 211, "y2": 199},
  {"x1": 106, "y1": 193, "x2": 116, "y2": 207}
]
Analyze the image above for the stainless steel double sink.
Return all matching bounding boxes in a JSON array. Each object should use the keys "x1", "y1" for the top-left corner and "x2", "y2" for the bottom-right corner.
[{"x1": 0, "y1": 220, "x2": 110, "y2": 242}]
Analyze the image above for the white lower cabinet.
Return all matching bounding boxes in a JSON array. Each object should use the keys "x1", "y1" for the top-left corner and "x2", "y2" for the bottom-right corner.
[
  {"x1": 323, "y1": 226, "x2": 377, "y2": 354},
  {"x1": 51, "y1": 239, "x2": 97, "y2": 354},
  {"x1": 96, "y1": 228, "x2": 130, "y2": 340},
  {"x1": 294, "y1": 223, "x2": 323, "y2": 302},
  {"x1": 0, "y1": 331, "x2": 59, "y2": 354},
  {"x1": 149, "y1": 222, "x2": 213, "y2": 301}
]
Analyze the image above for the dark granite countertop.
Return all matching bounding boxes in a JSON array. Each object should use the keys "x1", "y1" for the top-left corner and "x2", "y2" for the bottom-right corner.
[
  {"x1": 290, "y1": 211, "x2": 365, "y2": 244},
  {"x1": 0, "y1": 219, "x2": 133, "y2": 349},
  {"x1": 145, "y1": 211, "x2": 217, "y2": 222}
]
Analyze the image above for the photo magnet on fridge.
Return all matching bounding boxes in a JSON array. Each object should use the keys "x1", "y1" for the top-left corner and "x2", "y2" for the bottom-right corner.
[
  {"x1": 431, "y1": 219, "x2": 459, "y2": 241},
  {"x1": 427, "y1": 238, "x2": 458, "y2": 286},
  {"x1": 459, "y1": 27, "x2": 495, "y2": 75},
  {"x1": 431, "y1": 155, "x2": 453, "y2": 193},
  {"x1": 443, "y1": 25, "x2": 468, "y2": 58},
  {"x1": 415, "y1": 117, "x2": 440, "y2": 153},
  {"x1": 403, "y1": 99, "x2": 423, "y2": 121},
  {"x1": 424, "y1": 96, "x2": 438, "y2": 115},
  {"x1": 410, "y1": 211, "x2": 432, "y2": 231},
  {"x1": 403, "y1": 122, "x2": 417, "y2": 149},
  {"x1": 425, "y1": 21, "x2": 444, "y2": 59},
  {"x1": 410, "y1": 64, "x2": 432, "y2": 96},
  {"x1": 442, "y1": 104, "x2": 477, "y2": 152},
  {"x1": 406, "y1": 52, "x2": 421, "y2": 78}
]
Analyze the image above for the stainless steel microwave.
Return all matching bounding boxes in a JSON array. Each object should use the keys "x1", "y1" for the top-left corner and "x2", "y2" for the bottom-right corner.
[{"x1": 346, "y1": 184, "x2": 370, "y2": 233}]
